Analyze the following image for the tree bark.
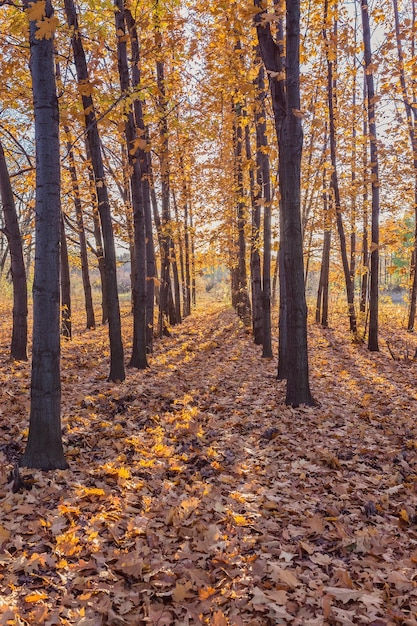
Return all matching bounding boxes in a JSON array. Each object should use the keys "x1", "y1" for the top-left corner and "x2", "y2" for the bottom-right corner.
[
  {"x1": 255, "y1": 0, "x2": 314, "y2": 405},
  {"x1": 316, "y1": 174, "x2": 331, "y2": 328},
  {"x1": 0, "y1": 140, "x2": 28, "y2": 361},
  {"x1": 155, "y1": 26, "x2": 173, "y2": 337},
  {"x1": 255, "y1": 62, "x2": 273, "y2": 358},
  {"x1": 64, "y1": 131, "x2": 95, "y2": 329},
  {"x1": 64, "y1": 0, "x2": 125, "y2": 380},
  {"x1": 125, "y1": 9, "x2": 156, "y2": 352},
  {"x1": 21, "y1": 0, "x2": 67, "y2": 470},
  {"x1": 233, "y1": 102, "x2": 251, "y2": 327},
  {"x1": 361, "y1": 0, "x2": 380, "y2": 351},
  {"x1": 324, "y1": 0, "x2": 357, "y2": 335},
  {"x1": 115, "y1": 0, "x2": 148, "y2": 369},
  {"x1": 392, "y1": 0, "x2": 417, "y2": 331},
  {"x1": 60, "y1": 215, "x2": 71, "y2": 339}
]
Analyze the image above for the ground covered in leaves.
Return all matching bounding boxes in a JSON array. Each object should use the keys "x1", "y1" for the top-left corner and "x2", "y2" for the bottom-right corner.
[{"x1": 1, "y1": 300, "x2": 417, "y2": 625}]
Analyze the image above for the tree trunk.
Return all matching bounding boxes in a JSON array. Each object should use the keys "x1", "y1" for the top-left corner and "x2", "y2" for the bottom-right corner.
[
  {"x1": 324, "y1": 0, "x2": 357, "y2": 336},
  {"x1": 64, "y1": 0, "x2": 125, "y2": 381},
  {"x1": 177, "y1": 154, "x2": 191, "y2": 318},
  {"x1": 233, "y1": 102, "x2": 251, "y2": 327},
  {"x1": 170, "y1": 238, "x2": 182, "y2": 325},
  {"x1": 125, "y1": 9, "x2": 155, "y2": 352},
  {"x1": 360, "y1": 85, "x2": 369, "y2": 315},
  {"x1": 155, "y1": 28, "x2": 172, "y2": 337},
  {"x1": 361, "y1": 0, "x2": 380, "y2": 352},
  {"x1": 256, "y1": 0, "x2": 314, "y2": 405},
  {"x1": 60, "y1": 215, "x2": 71, "y2": 339},
  {"x1": 190, "y1": 203, "x2": 196, "y2": 307},
  {"x1": 172, "y1": 190, "x2": 186, "y2": 318},
  {"x1": 249, "y1": 78, "x2": 264, "y2": 345},
  {"x1": 83, "y1": 144, "x2": 108, "y2": 324},
  {"x1": 115, "y1": 0, "x2": 148, "y2": 369},
  {"x1": 255, "y1": 62, "x2": 273, "y2": 358},
  {"x1": 391, "y1": 0, "x2": 417, "y2": 331},
  {"x1": 64, "y1": 131, "x2": 95, "y2": 329},
  {"x1": 0, "y1": 140, "x2": 28, "y2": 361},
  {"x1": 316, "y1": 176, "x2": 331, "y2": 328},
  {"x1": 21, "y1": 0, "x2": 67, "y2": 470}
]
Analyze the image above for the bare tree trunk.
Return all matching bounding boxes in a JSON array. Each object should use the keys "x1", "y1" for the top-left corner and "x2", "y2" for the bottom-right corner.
[
  {"x1": 360, "y1": 85, "x2": 369, "y2": 314},
  {"x1": 155, "y1": 26, "x2": 173, "y2": 337},
  {"x1": 60, "y1": 215, "x2": 71, "y2": 339},
  {"x1": 233, "y1": 102, "x2": 251, "y2": 327},
  {"x1": 63, "y1": 131, "x2": 95, "y2": 329},
  {"x1": 0, "y1": 140, "x2": 28, "y2": 360},
  {"x1": 21, "y1": 0, "x2": 67, "y2": 470},
  {"x1": 115, "y1": 0, "x2": 148, "y2": 369},
  {"x1": 316, "y1": 174, "x2": 331, "y2": 328},
  {"x1": 64, "y1": 0, "x2": 125, "y2": 381},
  {"x1": 391, "y1": 0, "x2": 417, "y2": 331},
  {"x1": 361, "y1": 0, "x2": 380, "y2": 351},
  {"x1": 256, "y1": 0, "x2": 314, "y2": 405},
  {"x1": 125, "y1": 9, "x2": 155, "y2": 352},
  {"x1": 324, "y1": 0, "x2": 357, "y2": 335},
  {"x1": 247, "y1": 106, "x2": 263, "y2": 345},
  {"x1": 190, "y1": 203, "x2": 196, "y2": 307},
  {"x1": 256, "y1": 62, "x2": 273, "y2": 358}
]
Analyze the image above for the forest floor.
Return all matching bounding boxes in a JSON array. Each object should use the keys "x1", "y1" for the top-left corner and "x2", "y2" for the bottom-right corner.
[{"x1": 1, "y1": 299, "x2": 417, "y2": 625}]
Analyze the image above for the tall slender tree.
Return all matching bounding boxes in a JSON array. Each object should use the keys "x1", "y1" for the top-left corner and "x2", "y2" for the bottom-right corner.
[
  {"x1": 255, "y1": 0, "x2": 314, "y2": 406},
  {"x1": 20, "y1": 0, "x2": 67, "y2": 470},
  {"x1": 392, "y1": 0, "x2": 417, "y2": 331},
  {"x1": 64, "y1": 0, "x2": 125, "y2": 381},
  {"x1": 361, "y1": 0, "x2": 380, "y2": 352},
  {"x1": 324, "y1": 0, "x2": 357, "y2": 335},
  {"x1": 0, "y1": 140, "x2": 28, "y2": 360},
  {"x1": 115, "y1": 0, "x2": 148, "y2": 369}
]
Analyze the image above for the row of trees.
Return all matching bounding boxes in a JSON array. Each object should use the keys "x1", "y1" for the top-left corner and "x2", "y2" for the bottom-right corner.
[{"x1": 0, "y1": 0, "x2": 416, "y2": 467}]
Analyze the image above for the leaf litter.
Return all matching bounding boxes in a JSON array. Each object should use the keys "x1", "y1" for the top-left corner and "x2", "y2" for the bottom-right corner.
[{"x1": 1, "y1": 301, "x2": 417, "y2": 624}]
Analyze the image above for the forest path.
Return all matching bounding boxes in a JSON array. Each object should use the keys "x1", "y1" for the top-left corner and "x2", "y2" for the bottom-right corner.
[{"x1": 1, "y1": 302, "x2": 417, "y2": 624}]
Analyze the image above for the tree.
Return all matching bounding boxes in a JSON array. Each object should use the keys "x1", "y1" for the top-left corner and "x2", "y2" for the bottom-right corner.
[
  {"x1": 361, "y1": 0, "x2": 380, "y2": 352},
  {"x1": 255, "y1": 0, "x2": 315, "y2": 406},
  {"x1": 323, "y1": 0, "x2": 357, "y2": 336},
  {"x1": 391, "y1": 0, "x2": 417, "y2": 331},
  {"x1": 64, "y1": 0, "x2": 125, "y2": 381},
  {"x1": 0, "y1": 140, "x2": 28, "y2": 360},
  {"x1": 114, "y1": 0, "x2": 148, "y2": 369},
  {"x1": 125, "y1": 7, "x2": 156, "y2": 352},
  {"x1": 20, "y1": 0, "x2": 67, "y2": 470}
]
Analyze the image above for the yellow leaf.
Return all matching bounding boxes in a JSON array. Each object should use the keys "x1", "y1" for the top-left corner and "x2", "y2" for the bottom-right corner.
[
  {"x1": 26, "y1": 0, "x2": 46, "y2": 21},
  {"x1": 82, "y1": 487, "x2": 105, "y2": 498},
  {"x1": 232, "y1": 513, "x2": 249, "y2": 526},
  {"x1": 0, "y1": 526, "x2": 10, "y2": 544},
  {"x1": 198, "y1": 586, "x2": 216, "y2": 600},
  {"x1": 25, "y1": 590, "x2": 48, "y2": 603},
  {"x1": 399, "y1": 508, "x2": 409, "y2": 524},
  {"x1": 35, "y1": 16, "x2": 58, "y2": 40}
]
